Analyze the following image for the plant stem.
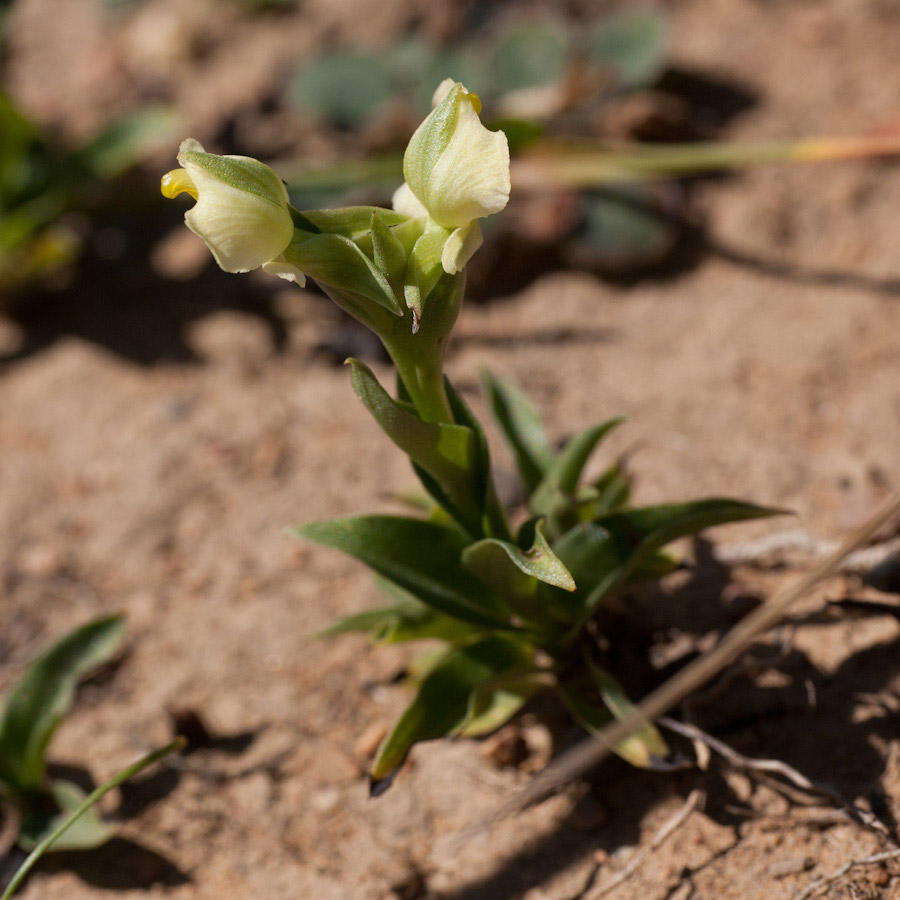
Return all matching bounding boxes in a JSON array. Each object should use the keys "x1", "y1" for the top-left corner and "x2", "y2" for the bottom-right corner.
[{"x1": 1, "y1": 739, "x2": 184, "y2": 900}]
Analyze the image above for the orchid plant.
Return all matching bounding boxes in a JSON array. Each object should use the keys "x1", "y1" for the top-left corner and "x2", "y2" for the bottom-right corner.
[{"x1": 162, "y1": 80, "x2": 781, "y2": 790}]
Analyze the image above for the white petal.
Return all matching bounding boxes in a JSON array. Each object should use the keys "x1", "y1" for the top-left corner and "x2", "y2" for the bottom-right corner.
[
  {"x1": 441, "y1": 221, "x2": 483, "y2": 274},
  {"x1": 411, "y1": 93, "x2": 510, "y2": 229},
  {"x1": 262, "y1": 258, "x2": 306, "y2": 287},
  {"x1": 391, "y1": 182, "x2": 429, "y2": 220},
  {"x1": 180, "y1": 158, "x2": 293, "y2": 273}
]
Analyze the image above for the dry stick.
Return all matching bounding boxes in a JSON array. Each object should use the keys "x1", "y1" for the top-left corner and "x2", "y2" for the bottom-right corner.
[
  {"x1": 480, "y1": 494, "x2": 900, "y2": 830},
  {"x1": 658, "y1": 718, "x2": 892, "y2": 841},
  {"x1": 796, "y1": 848, "x2": 900, "y2": 900},
  {"x1": 585, "y1": 790, "x2": 706, "y2": 899}
]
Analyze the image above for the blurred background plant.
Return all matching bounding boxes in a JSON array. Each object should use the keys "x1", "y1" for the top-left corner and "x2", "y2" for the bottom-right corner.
[
  {"x1": 0, "y1": 617, "x2": 124, "y2": 854},
  {"x1": 0, "y1": 93, "x2": 176, "y2": 298}
]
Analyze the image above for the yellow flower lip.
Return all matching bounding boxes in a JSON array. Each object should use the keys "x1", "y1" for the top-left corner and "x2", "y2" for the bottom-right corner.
[{"x1": 161, "y1": 168, "x2": 198, "y2": 201}]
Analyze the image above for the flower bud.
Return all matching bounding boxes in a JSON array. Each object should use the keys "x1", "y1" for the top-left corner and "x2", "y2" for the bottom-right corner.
[
  {"x1": 161, "y1": 139, "x2": 305, "y2": 285},
  {"x1": 395, "y1": 80, "x2": 510, "y2": 275}
]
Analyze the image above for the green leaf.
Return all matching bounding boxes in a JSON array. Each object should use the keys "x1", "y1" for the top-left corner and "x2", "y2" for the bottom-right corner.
[
  {"x1": 529, "y1": 418, "x2": 624, "y2": 517},
  {"x1": 3, "y1": 741, "x2": 183, "y2": 899},
  {"x1": 290, "y1": 52, "x2": 393, "y2": 127},
  {"x1": 592, "y1": 10, "x2": 668, "y2": 88},
  {"x1": 396, "y1": 373, "x2": 509, "y2": 541},
  {"x1": 462, "y1": 520, "x2": 575, "y2": 627},
  {"x1": 319, "y1": 578, "x2": 479, "y2": 645},
  {"x1": 559, "y1": 665, "x2": 669, "y2": 769},
  {"x1": 283, "y1": 231, "x2": 402, "y2": 316},
  {"x1": 295, "y1": 516, "x2": 513, "y2": 630},
  {"x1": 0, "y1": 616, "x2": 125, "y2": 792},
  {"x1": 591, "y1": 462, "x2": 631, "y2": 515},
  {"x1": 482, "y1": 371, "x2": 554, "y2": 493},
  {"x1": 443, "y1": 377, "x2": 511, "y2": 541},
  {"x1": 371, "y1": 636, "x2": 533, "y2": 780},
  {"x1": 19, "y1": 780, "x2": 113, "y2": 851},
  {"x1": 580, "y1": 499, "x2": 786, "y2": 617},
  {"x1": 347, "y1": 359, "x2": 478, "y2": 524},
  {"x1": 458, "y1": 672, "x2": 548, "y2": 737}
]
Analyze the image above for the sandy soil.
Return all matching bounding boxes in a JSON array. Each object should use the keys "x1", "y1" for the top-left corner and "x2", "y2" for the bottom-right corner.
[{"x1": 2, "y1": 0, "x2": 900, "y2": 897}]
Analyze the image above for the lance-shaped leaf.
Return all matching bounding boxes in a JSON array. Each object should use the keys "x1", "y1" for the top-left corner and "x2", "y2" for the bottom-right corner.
[
  {"x1": 482, "y1": 371, "x2": 555, "y2": 493},
  {"x1": 284, "y1": 231, "x2": 403, "y2": 315},
  {"x1": 296, "y1": 516, "x2": 512, "y2": 630},
  {"x1": 0, "y1": 616, "x2": 125, "y2": 792},
  {"x1": 578, "y1": 499, "x2": 786, "y2": 621},
  {"x1": 19, "y1": 780, "x2": 113, "y2": 851},
  {"x1": 457, "y1": 672, "x2": 549, "y2": 738},
  {"x1": 348, "y1": 359, "x2": 478, "y2": 525},
  {"x1": 590, "y1": 461, "x2": 631, "y2": 515},
  {"x1": 397, "y1": 374, "x2": 509, "y2": 541},
  {"x1": 444, "y1": 378, "x2": 511, "y2": 540},
  {"x1": 530, "y1": 418, "x2": 624, "y2": 517},
  {"x1": 371, "y1": 635, "x2": 533, "y2": 781},
  {"x1": 462, "y1": 520, "x2": 575, "y2": 625},
  {"x1": 318, "y1": 578, "x2": 479, "y2": 645},
  {"x1": 559, "y1": 664, "x2": 670, "y2": 769}
]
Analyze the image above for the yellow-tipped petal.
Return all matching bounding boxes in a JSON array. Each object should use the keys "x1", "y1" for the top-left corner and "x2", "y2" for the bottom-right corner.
[
  {"x1": 161, "y1": 168, "x2": 198, "y2": 200},
  {"x1": 164, "y1": 137, "x2": 294, "y2": 274},
  {"x1": 404, "y1": 81, "x2": 509, "y2": 230}
]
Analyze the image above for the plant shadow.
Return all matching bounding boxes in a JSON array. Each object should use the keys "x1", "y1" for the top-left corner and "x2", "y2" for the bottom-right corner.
[
  {"x1": 438, "y1": 539, "x2": 900, "y2": 898},
  {"x1": 0, "y1": 716, "x2": 263, "y2": 895}
]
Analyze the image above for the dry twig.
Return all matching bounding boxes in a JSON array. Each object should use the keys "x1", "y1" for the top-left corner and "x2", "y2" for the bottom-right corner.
[
  {"x1": 795, "y1": 848, "x2": 900, "y2": 899},
  {"x1": 583, "y1": 790, "x2": 705, "y2": 899},
  {"x1": 658, "y1": 718, "x2": 894, "y2": 842},
  {"x1": 474, "y1": 494, "x2": 900, "y2": 831}
]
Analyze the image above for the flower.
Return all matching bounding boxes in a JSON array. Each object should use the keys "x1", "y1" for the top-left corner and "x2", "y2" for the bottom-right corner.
[
  {"x1": 393, "y1": 80, "x2": 510, "y2": 274},
  {"x1": 161, "y1": 138, "x2": 305, "y2": 285}
]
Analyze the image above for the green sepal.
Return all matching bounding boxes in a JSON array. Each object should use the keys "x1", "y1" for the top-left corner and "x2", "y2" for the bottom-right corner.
[
  {"x1": 295, "y1": 515, "x2": 513, "y2": 631},
  {"x1": 19, "y1": 780, "x2": 113, "y2": 851},
  {"x1": 178, "y1": 147, "x2": 287, "y2": 208},
  {"x1": 283, "y1": 232, "x2": 403, "y2": 316},
  {"x1": 371, "y1": 635, "x2": 532, "y2": 781},
  {"x1": 482, "y1": 371, "x2": 555, "y2": 494},
  {"x1": 0, "y1": 616, "x2": 125, "y2": 792},
  {"x1": 402, "y1": 82, "x2": 463, "y2": 203}
]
